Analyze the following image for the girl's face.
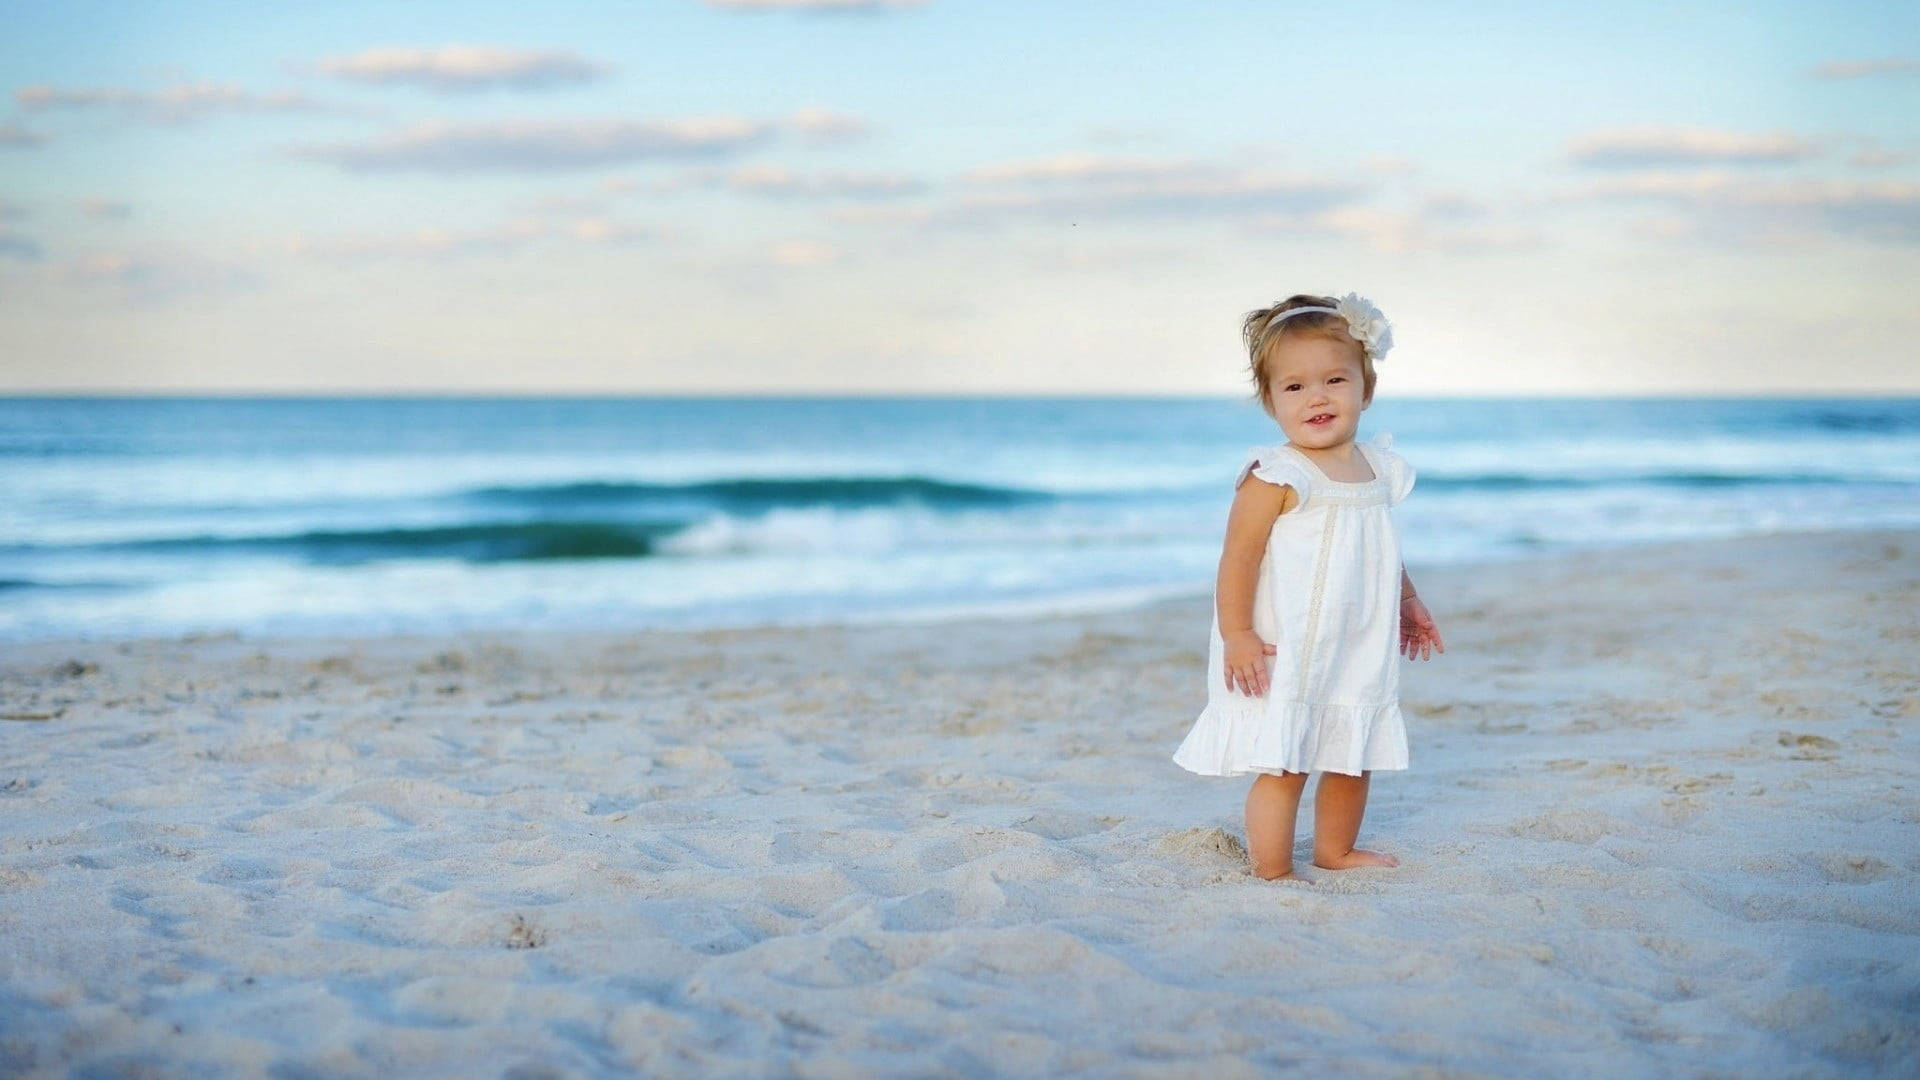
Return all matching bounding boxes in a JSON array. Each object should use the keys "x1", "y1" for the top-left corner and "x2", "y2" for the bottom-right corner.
[{"x1": 1265, "y1": 333, "x2": 1370, "y2": 450}]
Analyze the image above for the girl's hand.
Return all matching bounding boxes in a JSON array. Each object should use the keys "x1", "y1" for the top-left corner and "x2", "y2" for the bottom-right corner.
[
  {"x1": 1399, "y1": 594, "x2": 1444, "y2": 661},
  {"x1": 1223, "y1": 630, "x2": 1277, "y2": 697}
]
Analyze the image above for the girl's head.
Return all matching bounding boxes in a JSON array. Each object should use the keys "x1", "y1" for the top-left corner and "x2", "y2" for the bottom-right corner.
[
  {"x1": 1243, "y1": 294, "x2": 1378, "y2": 415},
  {"x1": 1243, "y1": 294, "x2": 1378, "y2": 449}
]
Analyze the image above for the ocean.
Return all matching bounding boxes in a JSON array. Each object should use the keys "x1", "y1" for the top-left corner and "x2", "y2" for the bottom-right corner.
[{"x1": 2, "y1": 395, "x2": 1916, "y2": 641}]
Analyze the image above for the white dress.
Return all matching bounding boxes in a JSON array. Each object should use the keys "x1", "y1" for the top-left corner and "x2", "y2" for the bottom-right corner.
[{"x1": 1172, "y1": 431, "x2": 1415, "y2": 778}]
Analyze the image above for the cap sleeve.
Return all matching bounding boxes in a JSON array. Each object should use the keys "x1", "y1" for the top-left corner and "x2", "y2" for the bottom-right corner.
[
  {"x1": 1366, "y1": 431, "x2": 1416, "y2": 505},
  {"x1": 1233, "y1": 444, "x2": 1313, "y2": 504}
]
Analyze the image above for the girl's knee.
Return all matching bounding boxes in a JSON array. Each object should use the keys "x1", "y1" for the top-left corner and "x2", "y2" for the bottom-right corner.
[{"x1": 1252, "y1": 769, "x2": 1307, "y2": 786}]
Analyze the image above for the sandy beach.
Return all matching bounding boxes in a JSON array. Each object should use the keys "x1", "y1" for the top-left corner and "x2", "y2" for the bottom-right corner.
[{"x1": 2, "y1": 527, "x2": 1916, "y2": 1077}]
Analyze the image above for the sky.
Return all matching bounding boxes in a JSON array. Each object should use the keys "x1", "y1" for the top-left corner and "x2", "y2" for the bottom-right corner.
[{"x1": 0, "y1": 0, "x2": 1915, "y2": 396}]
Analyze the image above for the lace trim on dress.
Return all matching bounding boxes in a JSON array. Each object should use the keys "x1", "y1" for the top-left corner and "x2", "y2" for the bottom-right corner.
[
  {"x1": 1295, "y1": 507, "x2": 1340, "y2": 690},
  {"x1": 1302, "y1": 489, "x2": 1389, "y2": 506}
]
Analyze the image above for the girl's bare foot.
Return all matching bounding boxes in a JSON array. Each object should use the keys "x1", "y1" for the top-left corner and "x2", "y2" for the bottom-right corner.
[{"x1": 1312, "y1": 847, "x2": 1399, "y2": 870}]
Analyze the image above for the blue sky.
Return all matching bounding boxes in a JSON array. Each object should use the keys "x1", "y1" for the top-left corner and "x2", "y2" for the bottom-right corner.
[{"x1": 1, "y1": 0, "x2": 1915, "y2": 394}]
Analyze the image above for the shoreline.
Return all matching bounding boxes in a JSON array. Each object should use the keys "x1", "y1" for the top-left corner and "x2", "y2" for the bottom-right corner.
[
  {"x1": 2, "y1": 526, "x2": 1916, "y2": 1074},
  {"x1": 2, "y1": 522, "x2": 1912, "y2": 656}
]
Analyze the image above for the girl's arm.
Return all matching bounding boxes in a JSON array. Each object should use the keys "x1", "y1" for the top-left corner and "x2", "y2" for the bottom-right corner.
[
  {"x1": 1398, "y1": 563, "x2": 1445, "y2": 661},
  {"x1": 1217, "y1": 477, "x2": 1290, "y2": 695}
]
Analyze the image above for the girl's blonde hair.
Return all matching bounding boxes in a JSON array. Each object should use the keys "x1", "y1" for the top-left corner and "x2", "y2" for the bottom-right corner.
[{"x1": 1242, "y1": 294, "x2": 1377, "y2": 414}]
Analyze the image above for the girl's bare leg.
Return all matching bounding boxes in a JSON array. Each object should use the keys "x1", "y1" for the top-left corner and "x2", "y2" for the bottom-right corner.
[
  {"x1": 1312, "y1": 770, "x2": 1400, "y2": 869},
  {"x1": 1244, "y1": 770, "x2": 1308, "y2": 879}
]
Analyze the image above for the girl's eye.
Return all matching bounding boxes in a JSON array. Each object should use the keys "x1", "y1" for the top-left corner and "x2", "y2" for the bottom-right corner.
[
  {"x1": 1330, "y1": 376, "x2": 1345, "y2": 383},
  {"x1": 1284, "y1": 384, "x2": 1301, "y2": 391}
]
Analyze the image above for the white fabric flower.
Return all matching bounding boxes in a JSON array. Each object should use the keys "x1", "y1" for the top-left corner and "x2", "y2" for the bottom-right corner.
[{"x1": 1333, "y1": 292, "x2": 1394, "y2": 361}]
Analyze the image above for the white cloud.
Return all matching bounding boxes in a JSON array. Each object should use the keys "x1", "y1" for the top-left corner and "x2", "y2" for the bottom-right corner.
[
  {"x1": 0, "y1": 228, "x2": 42, "y2": 261},
  {"x1": 666, "y1": 163, "x2": 925, "y2": 198},
  {"x1": 789, "y1": 106, "x2": 869, "y2": 142},
  {"x1": 825, "y1": 204, "x2": 934, "y2": 225},
  {"x1": 1255, "y1": 205, "x2": 1550, "y2": 255},
  {"x1": 954, "y1": 165, "x2": 1366, "y2": 222},
  {"x1": 253, "y1": 215, "x2": 663, "y2": 262},
  {"x1": 1622, "y1": 214, "x2": 1700, "y2": 243},
  {"x1": 1362, "y1": 155, "x2": 1417, "y2": 175},
  {"x1": 1422, "y1": 191, "x2": 1487, "y2": 218},
  {"x1": 567, "y1": 218, "x2": 660, "y2": 245},
  {"x1": 517, "y1": 175, "x2": 661, "y2": 214},
  {"x1": 264, "y1": 219, "x2": 551, "y2": 261},
  {"x1": 311, "y1": 45, "x2": 611, "y2": 91},
  {"x1": 524, "y1": 191, "x2": 616, "y2": 215},
  {"x1": 1265, "y1": 206, "x2": 1419, "y2": 251},
  {"x1": 801, "y1": 153, "x2": 1381, "y2": 230},
  {"x1": 1849, "y1": 148, "x2": 1912, "y2": 169},
  {"x1": 1425, "y1": 225, "x2": 1552, "y2": 253},
  {"x1": 0, "y1": 123, "x2": 50, "y2": 147},
  {"x1": 959, "y1": 152, "x2": 1200, "y2": 185},
  {"x1": 284, "y1": 116, "x2": 772, "y2": 172},
  {"x1": 64, "y1": 252, "x2": 141, "y2": 280},
  {"x1": 1566, "y1": 126, "x2": 1818, "y2": 168},
  {"x1": 1808, "y1": 57, "x2": 1919, "y2": 79},
  {"x1": 51, "y1": 250, "x2": 264, "y2": 301},
  {"x1": 78, "y1": 198, "x2": 131, "y2": 221},
  {"x1": 14, "y1": 81, "x2": 376, "y2": 125},
  {"x1": 1551, "y1": 170, "x2": 1742, "y2": 200},
  {"x1": 1552, "y1": 171, "x2": 1920, "y2": 244}
]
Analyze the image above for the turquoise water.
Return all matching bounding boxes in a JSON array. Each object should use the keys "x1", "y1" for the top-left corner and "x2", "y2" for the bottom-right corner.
[{"x1": 3, "y1": 395, "x2": 1917, "y2": 640}]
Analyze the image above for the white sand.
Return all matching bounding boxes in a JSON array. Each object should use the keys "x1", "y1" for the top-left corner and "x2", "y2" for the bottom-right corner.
[{"x1": 2, "y1": 528, "x2": 1916, "y2": 1077}]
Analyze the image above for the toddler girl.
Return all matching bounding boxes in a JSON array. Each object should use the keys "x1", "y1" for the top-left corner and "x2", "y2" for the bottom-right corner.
[{"x1": 1171, "y1": 292, "x2": 1443, "y2": 880}]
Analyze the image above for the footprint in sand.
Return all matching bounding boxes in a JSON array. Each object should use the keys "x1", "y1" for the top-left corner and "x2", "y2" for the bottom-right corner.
[
  {"x1": 1011, "y1": 809, "x2": 1124, "y2": 841},
  {"x1": 881, "y1": 872, "x2": 1008, "y2": 932},
  {"x1": 1807, "y1": 853, "x2": 1895, "y2": 884}
]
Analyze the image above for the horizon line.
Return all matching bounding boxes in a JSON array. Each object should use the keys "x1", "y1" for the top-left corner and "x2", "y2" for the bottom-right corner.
[{"x1": 3, "y1": 389, "x2": 1918, "y2": 402}]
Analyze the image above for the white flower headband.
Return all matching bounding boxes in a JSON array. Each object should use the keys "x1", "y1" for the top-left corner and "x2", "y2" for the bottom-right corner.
[{"x1": 1265, "y1": 292, "x2": 1394, "y2": 362}]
